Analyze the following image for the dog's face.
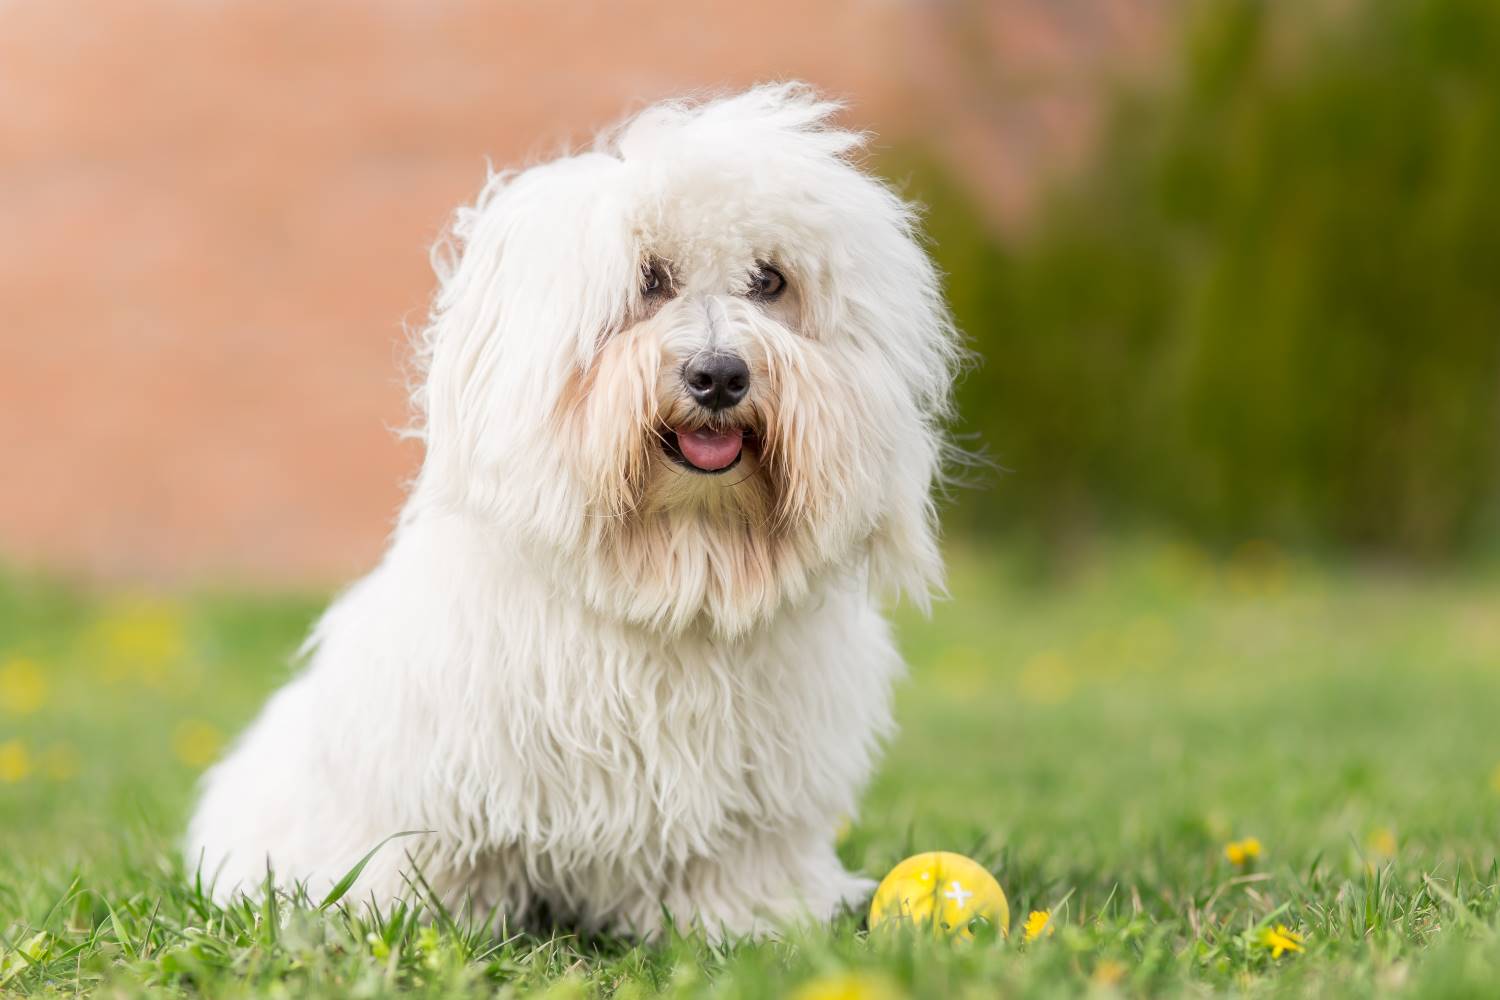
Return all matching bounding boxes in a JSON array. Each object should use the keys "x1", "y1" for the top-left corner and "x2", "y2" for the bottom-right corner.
[{"x1": 413, "y1": 86, "x2": 959, "y2": 636}]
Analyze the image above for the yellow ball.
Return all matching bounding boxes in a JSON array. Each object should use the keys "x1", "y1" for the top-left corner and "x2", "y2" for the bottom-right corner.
[{"x1": 868, "y1": 851, "x2": 1009, "y2": 940}]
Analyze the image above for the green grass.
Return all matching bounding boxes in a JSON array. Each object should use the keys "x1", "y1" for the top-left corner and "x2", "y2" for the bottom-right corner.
[{"x1": 3, "y1": 540, "x2": 1500, "y2": 997}]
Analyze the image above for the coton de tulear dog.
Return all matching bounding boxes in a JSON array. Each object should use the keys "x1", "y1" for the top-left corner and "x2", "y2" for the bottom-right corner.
[{"x1": 187, "y1": 83, "x2": 960, "y2": 940}]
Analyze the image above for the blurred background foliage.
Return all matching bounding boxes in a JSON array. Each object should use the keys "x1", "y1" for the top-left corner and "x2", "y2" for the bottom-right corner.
[
  {"x1": 911, "y1": 0, "x2": 1500, "y2": 560},
  {"x1": 6, "y1": 0, "x2": 1498, "y2": 581}
]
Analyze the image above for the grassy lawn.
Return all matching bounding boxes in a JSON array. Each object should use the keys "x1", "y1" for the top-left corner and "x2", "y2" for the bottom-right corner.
[{"x1": 3, "y1": 540, "x2": 1500, "y2": 997}]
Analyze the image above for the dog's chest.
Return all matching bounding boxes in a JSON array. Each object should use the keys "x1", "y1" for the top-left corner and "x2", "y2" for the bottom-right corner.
[{"x1": 476, "y1": 631, "x2": 811, "y2": 859}]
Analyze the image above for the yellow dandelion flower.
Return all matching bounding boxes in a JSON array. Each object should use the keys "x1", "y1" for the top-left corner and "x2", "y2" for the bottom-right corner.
[
  {"x1": 790, "y1": 972, "x2": 901, "y2": 1000},
  {"x1": 1091, "y1": 959, "x2": 1128, "y2": 986},
  {"x1": 1224, "y1": 837, "x2": 1262, "y2": 864},
  {"x1": 1366, "y1": 827, "x2": 1397, "y2": 858},
  {"x1": 1258, "y1": 924, "x2": 1304, "y2": 959},
  {"x1": 1023, "y1": 910, "x2": 1052, "y2": 941},
  {"x1": 173, "y1": 721, "x2": 223, "y2": 768},
  {"x1": 0, "y1": 658, "x2": 47, "y2": 715},
  {"x1": 89, "y1": 599, "x2": 187, "y2": 685},
  {"x1": 0, "y1": 739, "x2": 31, "y2": 783}
]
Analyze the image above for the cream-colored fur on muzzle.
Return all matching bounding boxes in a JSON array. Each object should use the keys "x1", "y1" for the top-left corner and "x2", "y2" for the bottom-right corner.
[{"x1": 186, "y1": 83, "x2": 961, "y2": 940}]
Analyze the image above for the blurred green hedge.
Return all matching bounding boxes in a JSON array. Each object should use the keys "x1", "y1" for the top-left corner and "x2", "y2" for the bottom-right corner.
[{"x1": 913, "y1": 0, "x2": 1500, "y2": 557}]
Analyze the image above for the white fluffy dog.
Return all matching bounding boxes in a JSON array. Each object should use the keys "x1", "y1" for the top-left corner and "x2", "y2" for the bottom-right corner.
[{"x1": 187, "y1": 83, "x2": 959, "y2": 939}]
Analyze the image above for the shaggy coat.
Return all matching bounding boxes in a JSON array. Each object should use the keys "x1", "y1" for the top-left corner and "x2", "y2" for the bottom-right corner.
[{"x1": 187, "y1": 83, "x2": 959, "y2": 939}]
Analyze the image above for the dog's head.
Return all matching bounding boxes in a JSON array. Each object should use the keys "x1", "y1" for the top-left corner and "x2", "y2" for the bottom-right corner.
[{"x1": 412, "y1": 84, "x2": 960, "y2": 636}]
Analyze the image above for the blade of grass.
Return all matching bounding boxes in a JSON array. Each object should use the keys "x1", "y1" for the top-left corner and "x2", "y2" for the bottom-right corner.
[{"x1": 319, "y1": 831, "x2": 429, "y2": 911}]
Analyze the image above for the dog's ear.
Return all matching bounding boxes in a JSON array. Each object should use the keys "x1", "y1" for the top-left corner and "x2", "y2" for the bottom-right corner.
[
  {"x1": 410, "y1": 159, "x2": 634, "y2": 534},
  {"x1": 866, "y1": 418, "x2": 948, "y2": 613},
  {"x1": 854, "y1": 202, "x2": 964, "y2": 614},
  {"x1": 411, "y1": 167, "x2": 531, "y2": 519}
]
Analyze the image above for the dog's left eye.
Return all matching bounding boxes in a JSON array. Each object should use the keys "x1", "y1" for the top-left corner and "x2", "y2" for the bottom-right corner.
[{"x1": 747, "y1": 263, "x2": 786, "y2": 301}]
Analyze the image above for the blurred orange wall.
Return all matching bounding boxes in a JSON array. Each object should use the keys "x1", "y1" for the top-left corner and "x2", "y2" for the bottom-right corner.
[{"x1": 0, "y1": 0, "x2": 1164, "y2": 584}]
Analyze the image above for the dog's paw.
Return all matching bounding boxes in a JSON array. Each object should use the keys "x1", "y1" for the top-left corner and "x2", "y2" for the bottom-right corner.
[{"x1": 834, "y1": 874, "x2": 878, "y2": 913}]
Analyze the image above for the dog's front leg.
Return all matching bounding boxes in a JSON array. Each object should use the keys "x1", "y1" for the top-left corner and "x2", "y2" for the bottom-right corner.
[{"x1": 616, "y1": 829, "x2": 874, "y2": 941}]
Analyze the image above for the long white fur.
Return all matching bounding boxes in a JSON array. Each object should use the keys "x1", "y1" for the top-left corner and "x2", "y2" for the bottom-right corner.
[{"x1": 186, "y1": 83, "x2": 960, "y2": 939}]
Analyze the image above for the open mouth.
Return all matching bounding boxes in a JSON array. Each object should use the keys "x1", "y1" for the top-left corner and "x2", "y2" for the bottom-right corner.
[{"x1": 664, "y1": 425, "x2": 748, "y2": 474}]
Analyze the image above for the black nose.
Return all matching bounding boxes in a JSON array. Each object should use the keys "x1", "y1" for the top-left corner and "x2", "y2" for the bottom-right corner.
[{"x1": 683, "y1": 352, "x2": 750, "y2": 411}]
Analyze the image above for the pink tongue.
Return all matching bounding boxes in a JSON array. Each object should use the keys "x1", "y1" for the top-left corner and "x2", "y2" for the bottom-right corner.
[{"x1": 675, "y1": 426, "x2": 744, "y2": 471}]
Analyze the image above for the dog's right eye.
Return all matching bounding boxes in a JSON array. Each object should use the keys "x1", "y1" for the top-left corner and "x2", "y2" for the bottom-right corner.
[{"x1": 641, "y1": 260, "x2": 671, "y2": 298}]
